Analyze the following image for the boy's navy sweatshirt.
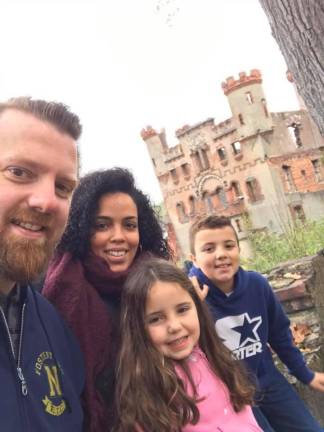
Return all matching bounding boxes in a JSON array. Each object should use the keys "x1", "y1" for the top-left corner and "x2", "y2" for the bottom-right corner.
[{"x1": 189, "y1": 266, "x2": 314, "y2": 389}]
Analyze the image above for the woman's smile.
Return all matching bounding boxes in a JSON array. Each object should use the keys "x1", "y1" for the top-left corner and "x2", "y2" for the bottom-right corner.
[{"x1": 91, "y1": 192, "x2": 140, "y2": 272}]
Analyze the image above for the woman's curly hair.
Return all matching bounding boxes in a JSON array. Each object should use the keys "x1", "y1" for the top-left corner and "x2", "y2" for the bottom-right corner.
[{"x1": 57, "y1": 167, "x2": 172, "y2": 260}]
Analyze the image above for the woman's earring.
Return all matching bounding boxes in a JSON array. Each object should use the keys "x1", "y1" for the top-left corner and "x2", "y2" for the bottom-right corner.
[{"x1": 138, "y1": 243, "x2": 143, "y2": 253}]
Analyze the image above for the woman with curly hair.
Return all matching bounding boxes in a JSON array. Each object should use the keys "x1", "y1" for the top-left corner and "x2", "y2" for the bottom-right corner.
[{"x1": 42, "y1": 167, "x2": 172, "y2": 432}]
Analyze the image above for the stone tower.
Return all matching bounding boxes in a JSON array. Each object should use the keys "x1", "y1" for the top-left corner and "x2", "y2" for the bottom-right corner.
[{"x1": 222, "y1": 69, "x2": 273, "y2": 138}]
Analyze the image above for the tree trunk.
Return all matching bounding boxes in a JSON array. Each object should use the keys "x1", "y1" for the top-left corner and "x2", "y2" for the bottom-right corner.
[{"x1": 259, "y1": 0, "x2": 324, "y2": 136}]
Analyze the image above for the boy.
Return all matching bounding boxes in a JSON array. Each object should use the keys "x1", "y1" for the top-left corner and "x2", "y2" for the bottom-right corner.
[{"x1": 189, "y1": 215, "x2": 324, "y2": 432}]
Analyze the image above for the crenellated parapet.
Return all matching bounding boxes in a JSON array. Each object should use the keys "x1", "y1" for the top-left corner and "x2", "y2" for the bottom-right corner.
[
  {"x1": 213, "y1": 118, "x2": 236, "y2": 140},
  {"x1": 163, "y1": 144, "x2": 184, "y2": 163},
  {"x1": 175, "y1": 124, "x2": 190, "y2": 137},
  {"x1": 221, "y1": 69, "x2": 262, "y2": 95},
  {"x1": 140, "y1": 126, "x2": 158, "y2": 140},
  {"x1": 175, "y1": 118, "x2": 215, "y2": 139}
]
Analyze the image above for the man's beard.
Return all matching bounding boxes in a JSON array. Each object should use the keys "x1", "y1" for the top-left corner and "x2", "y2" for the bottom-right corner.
[{"x1": 0, "y1": 212, "x2": 59, "y2": 285}]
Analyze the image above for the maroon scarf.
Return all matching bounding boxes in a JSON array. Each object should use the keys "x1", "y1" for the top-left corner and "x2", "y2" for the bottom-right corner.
[{"x1": 42, "y1": 251, "x2": 129, "y2": 432}]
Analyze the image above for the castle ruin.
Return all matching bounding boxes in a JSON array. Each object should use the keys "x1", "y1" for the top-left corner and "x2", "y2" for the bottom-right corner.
[{"x1": 141, "y1": 70, "x2": 324, "y2": 260}]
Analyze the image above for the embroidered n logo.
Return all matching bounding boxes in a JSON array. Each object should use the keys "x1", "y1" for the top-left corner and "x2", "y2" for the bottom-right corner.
[
  {"x1": 35, "y1": 352, "x2": 67, "y2": 417},
  {"x1": 44, "y1": 365, "x2": 63, "y2": 397}
]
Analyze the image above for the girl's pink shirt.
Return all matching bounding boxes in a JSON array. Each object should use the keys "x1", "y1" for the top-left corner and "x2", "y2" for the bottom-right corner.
[{"x1": 175, "y1": 347, "x2": 263, "y2": 432}]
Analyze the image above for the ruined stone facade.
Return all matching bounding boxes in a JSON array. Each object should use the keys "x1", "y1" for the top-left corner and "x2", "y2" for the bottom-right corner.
[
  {"x1": 141, "y1": 70, "x2": 324, "y2": 260},
  {"x1": 265, "y1": 252, "x2": 324, "y2": 425}
]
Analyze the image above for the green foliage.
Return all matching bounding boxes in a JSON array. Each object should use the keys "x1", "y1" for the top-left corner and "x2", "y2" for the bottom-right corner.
[
  {"x1": 246, "y1": 218, "x2": 324, "y2": 273},
  {"x1": 153, "y1": 202, "x2": 167, "y2": 220},
  {"x1": 320, "y1": 155, "x2": 324, "y2": 166}
]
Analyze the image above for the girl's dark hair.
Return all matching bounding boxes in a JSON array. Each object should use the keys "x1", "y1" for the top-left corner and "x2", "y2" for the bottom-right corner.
[
  {"x1": 57, "y1": 167, "x2": 172, "y2": 260},
  {"x1": 115, "y1": 257, "x2": 254, "y2": 432}
]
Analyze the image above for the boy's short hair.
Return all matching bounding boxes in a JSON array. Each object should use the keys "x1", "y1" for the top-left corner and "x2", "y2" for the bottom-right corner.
[{"x1": 189, "y1": 215, "x2": 239, "y2": 254}]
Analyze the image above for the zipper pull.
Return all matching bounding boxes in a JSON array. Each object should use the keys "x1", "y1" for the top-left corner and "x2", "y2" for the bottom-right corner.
[{"x1": 17, "y1": 367, "x2": 28, "y2": 396}]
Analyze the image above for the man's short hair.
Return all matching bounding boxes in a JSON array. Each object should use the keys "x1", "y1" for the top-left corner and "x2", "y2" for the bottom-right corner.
[
  {"x1": 0, "y1": 97, "x2": 82, "y2": 140},
  {"x1": 189, "y1": 215, "x2": 239, "y2": 254}
]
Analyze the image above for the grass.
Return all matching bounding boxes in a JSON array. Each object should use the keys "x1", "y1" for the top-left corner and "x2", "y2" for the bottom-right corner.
[{"x1": 245, "y1": 218, "x2": 324, "y2": 273}]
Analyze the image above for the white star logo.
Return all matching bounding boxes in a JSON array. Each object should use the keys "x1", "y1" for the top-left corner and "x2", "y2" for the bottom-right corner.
[{"x1": 216, "y1": 313, "x2": 262, "y2": 351}]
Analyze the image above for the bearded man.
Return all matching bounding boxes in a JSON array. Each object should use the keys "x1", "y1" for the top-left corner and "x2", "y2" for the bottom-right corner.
[{"x1": 0, "y1": 97, "x2": 84, "y2": 431}]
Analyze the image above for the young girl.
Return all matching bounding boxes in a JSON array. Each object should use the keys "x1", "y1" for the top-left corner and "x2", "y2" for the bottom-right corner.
[{"x1": 114, "y1": 257, "x2": 262, "y2": 432}]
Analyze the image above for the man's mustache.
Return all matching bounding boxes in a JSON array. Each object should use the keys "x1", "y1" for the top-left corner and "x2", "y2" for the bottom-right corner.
[{"x1": 7, "y1": 209, "x2": 54, "y2": 230}]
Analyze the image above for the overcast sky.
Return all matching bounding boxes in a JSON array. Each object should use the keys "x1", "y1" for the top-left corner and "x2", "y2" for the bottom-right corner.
[{"x1": 1, "y1": 0, "x2": 299, "y2": 203}]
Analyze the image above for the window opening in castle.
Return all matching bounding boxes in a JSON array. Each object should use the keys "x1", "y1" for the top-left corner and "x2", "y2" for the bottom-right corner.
[
  {"x1": 201, "y1": 149, "x2": 210, "y2": 170},
  {"x1": 217, "y1": 147, "x2": 227, "y2": 161},
  {"x1": 282, "y1": 165, "x2": 295, "y2": 191},
  {"x1": 170, "y1": 168, "x2": 179, "y2": 184},
  {"x1": 245, "y1": 91, "x2": 254, "y2": 104},
  {"x1": 293, "y1": 205, "x2": 305, "y2": 223},
  {"x1": 181, "y1": 163, "x2": 190, "y2": 179},
  {"x1": 261, "y1": 98, "x2": 269, "y2": 117},
  {"x1": 238, "y1": 114, "x2": 245, "y2": 125},
  {"x1": 231, "y1": 181, "x2": 242, "y2": 198},
  {"x1": 151, "y1": 158, "x2": 156, "y2": 167},
  {"x1": 235, "y1": 219, "x2": 242, "y2": 232},
  {"x1": 188, "y1": 196, "x2": 196, "y2": 216},
  {"x1": 216, "y1": 187, "x2": 228, "y2": 207},
  {"x1": 202, "y1": 192, "x2": 213, "y2": 214},
  {"x1": 192, "y1": 151, "x2": 203, "y2": 172},
  {"x1": 176, "y1": 202, "x2": 186, "y2": 223},
  {"x1": 246, "y1": 178, "x2": 260, "y2": 202},
  {"x1": 287, "y1": 123, "x2": 302, "y2": 148},
  {"x1": 301, "y1": 169, "x2": 307, "y2": 180},
  {"x1": 231, "y1": 141, "x2": 242, "y2": 155},
  {"x1": 312, "y1": 159, "x2": 322, "y2": 182}
]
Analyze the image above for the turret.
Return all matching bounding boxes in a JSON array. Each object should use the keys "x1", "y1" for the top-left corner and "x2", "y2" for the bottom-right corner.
[
  {"x1": 221, "y1": 69, "x2": 273, "y2": 138},
  {"x1": 140, "y1": 126, "x2": 168, "y2": 176}
]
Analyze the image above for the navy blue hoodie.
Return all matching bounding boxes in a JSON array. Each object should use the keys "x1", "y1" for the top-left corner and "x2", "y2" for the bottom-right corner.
[
  {"x1": 0, "y1": 285, "x2": 84, "y2": 431},
  {"x1": 189, "y1": 266, "x2": 314, "y2": 389}
]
